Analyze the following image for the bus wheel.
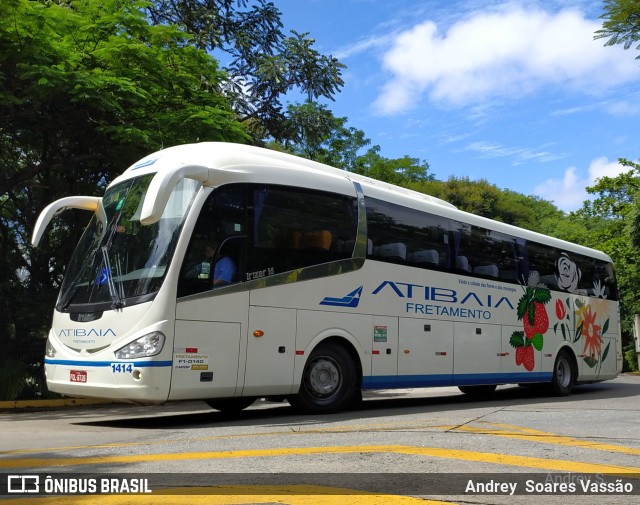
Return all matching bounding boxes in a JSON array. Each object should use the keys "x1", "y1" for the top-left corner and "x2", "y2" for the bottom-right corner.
[
  {"x1": 206, "y1": 397, "x2": 256, "y2": 413},
  {"x1": 550, "y1": 350, "x2": 575, "y2": 396},
  {"x1": 458, "y1": 385, "x2": 497, "y2": 397},
  {"x1": 289, "y1": 343, "x2": 357, "y2": 413}
]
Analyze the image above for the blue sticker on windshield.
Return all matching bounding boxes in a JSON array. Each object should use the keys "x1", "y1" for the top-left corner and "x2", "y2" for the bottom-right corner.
[{"x1": 97, "y1": 267, "x2": 110, "y2": 286}]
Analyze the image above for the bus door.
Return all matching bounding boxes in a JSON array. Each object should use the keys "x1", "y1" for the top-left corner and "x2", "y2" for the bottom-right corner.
[
  {"x1": 170, "y1": 185, "x2": 249, "y2": 400},
  {"x1": 172, "y1": 294, "x2": 247, "y2": 400},
  {"x1": 242, "y1": 304, "x2": 297, "y2": 396}
]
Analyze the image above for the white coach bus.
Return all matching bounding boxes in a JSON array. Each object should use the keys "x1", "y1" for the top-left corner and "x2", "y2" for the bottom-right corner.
[{"x1": 32, "y1": 142, "x2": 622, "y2": 412}]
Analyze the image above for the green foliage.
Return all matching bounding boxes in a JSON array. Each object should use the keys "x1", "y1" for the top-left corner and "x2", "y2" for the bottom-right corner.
[
  {"x1": 570, "y1": 158, "x2": 640, "y2": 370},
  {"x1": 0, "y1": 0, "x2": 247, "y2": 399},
  {"x1": 146, "y1": 1, "x2": 345, "y2": 143},
  {"x1": 0, "y1": 360, "x2": 28, "y2": 401},
  {"x1": 354, "y1": 147, "x2": 433, "y2": 185},
  {"x1": 406, "y1": 177, "x2": 564, "y2": 231},
  {"x1": 595, "y1": 0, "x2": 640, "y2": 59},
  {"x1": 272, "y1": 102, "x2": 433, "y2": 185},
  {"x1": 623, "y1": 343, "x2": 639, "y2": 372}
]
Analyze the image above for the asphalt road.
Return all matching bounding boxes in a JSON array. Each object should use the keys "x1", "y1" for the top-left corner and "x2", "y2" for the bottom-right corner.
[{"x1": 1, "y1": 374, "x2": 640, "y2": 504}]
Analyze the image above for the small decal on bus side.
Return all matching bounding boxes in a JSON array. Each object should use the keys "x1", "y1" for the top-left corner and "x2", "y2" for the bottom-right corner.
[
  {"x1": 174, "y1": 353, "x2": 210, "y2": 371},
  {"x1": 246, "y1": 267, "x2": 275, "y2": 281},
  {"x1": 373, "y1": 326, "x2": 388, "y2": 342},
  {"x1": 111, "y1": 363, "x2": 133, "y2": 374}
]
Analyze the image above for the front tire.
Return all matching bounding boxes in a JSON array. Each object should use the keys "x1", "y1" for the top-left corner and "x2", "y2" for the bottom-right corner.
[
  {"x1": 550, "y1": 350, "x2": 575, "y2": 396},
  {"x1": 289, "y1": 342, "x2": 358, "y2": 413}
]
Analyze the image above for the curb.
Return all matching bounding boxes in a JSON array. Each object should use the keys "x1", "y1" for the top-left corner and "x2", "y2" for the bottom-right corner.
[{"x1": 0, "y1": 398, "x2": 116, "y2": 411}]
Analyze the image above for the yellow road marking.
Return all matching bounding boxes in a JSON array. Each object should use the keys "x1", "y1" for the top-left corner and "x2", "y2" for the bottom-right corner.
[
  {"x1": 2, "y1": 444, "x2": 639, "y2": 475},
  {"x1": 0, "y1": 422, "x2": 458, "y2": 456},
  {"x1": 4, "y1": 415, "x2": 637, "y2": 460},
  {"x1": 458, "y1": 421, "x2": 640, "y2": 456},
  {"x1": 0, "y1": 485, "x2": 453, "y2": 505}
]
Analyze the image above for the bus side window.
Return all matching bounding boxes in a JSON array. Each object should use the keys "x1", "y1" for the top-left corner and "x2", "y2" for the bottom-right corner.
[
  {"x1": 365, "y1": 196, "x2": 451, "y2": 271},
  {"x1": 178, "y1": 185, "x2": 246, "y2": 297},
  {"x1": 247, "y1": 185, "x2": 358, "y2": 277}
]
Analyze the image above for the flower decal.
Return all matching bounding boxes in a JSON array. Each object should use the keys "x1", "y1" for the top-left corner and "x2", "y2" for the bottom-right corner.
[
  {"x1": 554, "y1": 295, "x2": 611, "y2": 373},
  {"x1": 527, "y1": 271, "x2": 547, "y2": 288},
  {"x1": 555, "y1": 253, "x2": 581, "y2": 293},
  {"x1": 592, "y1": 280, "x2": 607, "y2": 299},
  {"x1": 580, "y1": 305, "x2": 603, "y2": 360}
]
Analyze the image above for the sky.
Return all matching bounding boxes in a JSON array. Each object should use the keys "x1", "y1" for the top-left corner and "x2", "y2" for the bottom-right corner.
[{"x1": 277, "y1": 0, "x2": 640, "y2": 212}]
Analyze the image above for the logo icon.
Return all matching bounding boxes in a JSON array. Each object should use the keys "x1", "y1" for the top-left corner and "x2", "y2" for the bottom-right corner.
[
  {"x1": 7, "y1": 475, "x2": 39, "y2": 494},
  {"x1": 320, "y1": 287, "x2": 363, "y2": 308}
]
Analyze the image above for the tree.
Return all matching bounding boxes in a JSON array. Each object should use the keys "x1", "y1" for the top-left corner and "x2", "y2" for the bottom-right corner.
[
  {"x1": 571, "y1": 159, "x2": 640, "y2": 370},
  {"x1": 271, "y1": 102, "x2": 432, "y2": 184},
  {"x1": 279, "y1": 102, "x2": 355, "y2": 162},
  {"x1": 146, "y1": 1, "x2": 345, "y2": 142},
  {"x1": 355, "y1": 147, "x2": 433, "y2": 185},
  {"x1": 0, "y1": 0, "x2": 247, "y2": 398},
  {"x1": 595, "y1": 0, "x2": 640, "y2": 59}
]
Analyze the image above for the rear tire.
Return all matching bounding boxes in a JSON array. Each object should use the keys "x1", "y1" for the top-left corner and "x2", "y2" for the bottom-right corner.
[
  {"x1": 550, "y1": 350, "x2": 575, "y2": 396},
  {"x1": 206, "y1": 397, "x2": 256, "y2": 413},
  {"x1": 289, "y1": 342, "x2": 358, "y2": 413}
]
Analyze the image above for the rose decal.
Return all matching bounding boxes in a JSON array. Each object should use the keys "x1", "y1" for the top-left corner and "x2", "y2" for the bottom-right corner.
[{"x1": 555, "y1": 253, "x2": 581, "y2": 293}]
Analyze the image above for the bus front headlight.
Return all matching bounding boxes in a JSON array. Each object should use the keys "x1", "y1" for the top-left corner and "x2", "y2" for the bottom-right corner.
[
  {"x1": 114, "y1": 332, "x2": 165, "y2": 359},
  {"x1": 45, "y1": 338, "x2": 57, "y2": 358}
]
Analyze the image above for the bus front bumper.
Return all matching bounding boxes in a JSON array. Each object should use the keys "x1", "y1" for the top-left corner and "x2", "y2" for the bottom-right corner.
[{"x1": 44, "y1": 359, "x2": 172, "y2": 404}]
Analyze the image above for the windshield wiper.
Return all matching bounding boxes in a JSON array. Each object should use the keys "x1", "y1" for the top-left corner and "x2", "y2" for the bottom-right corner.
[{"x1": 101, "y1": 246, "x2": 124, "y2": 309}]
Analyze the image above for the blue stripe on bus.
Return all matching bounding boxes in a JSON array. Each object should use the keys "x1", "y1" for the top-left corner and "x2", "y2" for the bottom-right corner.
[
  {"x1": 44, "y1": 359, "x2": 173, "y2": 368},
  {"x1": 362, "y1": 372, "x2": 553, "y2": 389}
]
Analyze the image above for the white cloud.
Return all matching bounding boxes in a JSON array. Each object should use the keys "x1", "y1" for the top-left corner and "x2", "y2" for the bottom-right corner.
[
  {"x1": 334, "y1": 34, "x2": 394, "y2": 60},
  {"x1": 533, "y1": 157, "x2": 630, "y2": 211},
  {"x1": 552, "y1": 97, "x2": 640, "y2": 117},
  {"x1": 464, "y1": 140, "x2": 566, "y2": 164},
  {"x1": 374, "y1": 6, "x2": 640, "y2": 114},
  {"x1": 605, "y1": 101, "x2": 640, "y2": 117}
]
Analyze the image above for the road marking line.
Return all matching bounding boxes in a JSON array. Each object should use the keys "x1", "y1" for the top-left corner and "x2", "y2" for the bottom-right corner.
[
  {"x1": 0, "y1": 422, "x2": 457, "y2": 456},
  {"x1": 0, "y1": 485, "x2": 454, "y2": 505},
  {"x1": 455, "y1": 421, "x2": 640, "y2": 456},
  {"x1": 2, "y1": 444, "x2": 639, "y2": 475}
]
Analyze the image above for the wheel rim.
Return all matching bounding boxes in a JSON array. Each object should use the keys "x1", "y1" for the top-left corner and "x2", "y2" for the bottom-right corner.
[
  {"x1": 556, "y1": 357, "x2": 571, "y2": 388},
  {"x1": 304, "y1": 356, "x2": 341, "y2": 399}
]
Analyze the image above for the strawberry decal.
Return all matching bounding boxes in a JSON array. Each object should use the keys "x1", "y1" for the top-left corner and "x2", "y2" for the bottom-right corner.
[
  {"x1": 509, "y1": 331, "x2": 542, "y2": 372},
  {"x1": 511, "y1": 286, "x2": 551, "y2": 371},
  {"x1": 523, "y1": 301, "x2": 549, "y2": 339},
  {"x1": 515, "y1": 343, "x2": 536, "y2": 371}
]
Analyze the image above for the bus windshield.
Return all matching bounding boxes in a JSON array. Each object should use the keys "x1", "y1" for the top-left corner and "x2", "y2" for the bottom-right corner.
[{"x1": 57, "y1": 175, "x2": 199, "y2": 312}]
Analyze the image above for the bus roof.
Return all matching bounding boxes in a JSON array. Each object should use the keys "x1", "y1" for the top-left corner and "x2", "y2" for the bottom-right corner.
[
  {"x1": 116, "y1": 142, "x2": 612, "y2": 263},
  {"x1": 116, "y1": 142, "x2": 456, "y2": 209}
]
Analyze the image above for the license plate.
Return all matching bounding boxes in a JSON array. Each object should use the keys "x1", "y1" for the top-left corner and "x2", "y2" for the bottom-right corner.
[{"x1": 70, "y1": 370, "x2": 87, "y2": 383}]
